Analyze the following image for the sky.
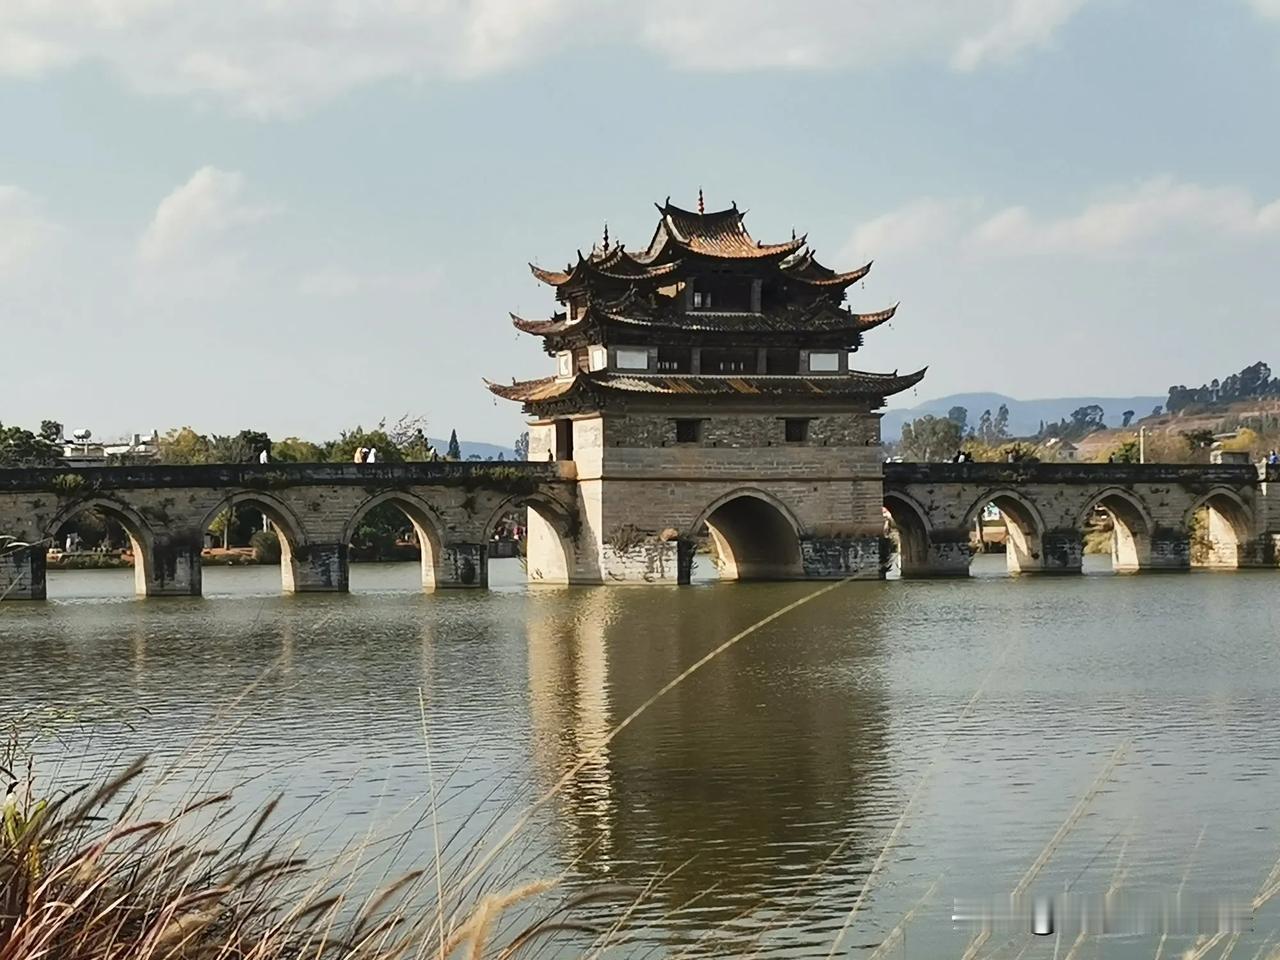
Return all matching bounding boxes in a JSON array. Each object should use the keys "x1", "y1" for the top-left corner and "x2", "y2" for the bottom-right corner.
[{"x1": 2, "y1": 0, "x2": 1279, "y2": 446}]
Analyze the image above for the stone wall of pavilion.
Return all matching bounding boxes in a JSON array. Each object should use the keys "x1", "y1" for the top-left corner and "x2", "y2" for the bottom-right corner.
[{"x1": 520, "y1": 410, "x2": 890, "y2": 584}]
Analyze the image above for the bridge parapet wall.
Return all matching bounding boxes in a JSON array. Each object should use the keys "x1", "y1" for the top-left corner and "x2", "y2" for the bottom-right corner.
[
  {"x1": 0, "y1": 462, "x2": 575, "y2": 599},
  {"x1": 885, "y1": 461, "x2": 1276, "y2": 577}
]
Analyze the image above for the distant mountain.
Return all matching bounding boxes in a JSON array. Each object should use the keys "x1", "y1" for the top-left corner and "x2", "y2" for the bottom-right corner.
[
  {"x1": 880, "y1": 392, "x2": 1165, "y2": 440},
  {"x1": 429, "y1": 438, "x2": 515, "y2": 460}
]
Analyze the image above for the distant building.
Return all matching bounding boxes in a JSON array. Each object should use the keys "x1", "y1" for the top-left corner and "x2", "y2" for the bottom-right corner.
[
  {"x1": 1041, "y1": 437, "x2": 1079, "y2": 461},
  {"x1": 61, "y1": 431, "x2": 161, "y2": 467}
]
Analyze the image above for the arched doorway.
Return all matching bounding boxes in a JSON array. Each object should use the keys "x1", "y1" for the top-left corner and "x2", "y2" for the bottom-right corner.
[
  {"x1": 201, "y1": 492, "x2": 309, "y2": 594},
  {"x1": 1188, "y1": 489, "x2": 1252, "y2": 569},
  {"x1": 342, "y1": 492, "x2": 444, "y2": 591},
  {"x1": 685, "y1": 491, "x2": 804, "y2": 583},
  {"x1": 44, "y1": 498, "x2": 159, "y2": 598},
  {"x1": 1079, "y1": 489, "x2": 1152, "y2": 573},
  {"x1": 883, "y1": 492, "x2": 932, "y2": 579},
  {"x1": 964, "y1": 491, "x2": 1045, "y2": 575}
]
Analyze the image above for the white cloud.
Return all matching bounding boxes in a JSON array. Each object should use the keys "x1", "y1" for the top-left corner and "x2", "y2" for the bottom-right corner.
[
  {"x1": 969, "y1": 176, "x2": 1280, "y2": 255},
  {"x1": 0, "y1": 185, "x2": 58, "y2": 278},
  {"x1": 952, "y1": 0, "x2": 1089, "y2": 70},
  {"x1": 845, "y1": 177, "x2": 1280, "y2": 265},
  {"x1": 841, "y1": 198, "x2": 975, "y2": 263},
  {"x1": 0, "y1": 0, "x2": 1096, "y2": 116},
  {"x1": 138, "y1": 166, "x2": 272, "y2": 266}
]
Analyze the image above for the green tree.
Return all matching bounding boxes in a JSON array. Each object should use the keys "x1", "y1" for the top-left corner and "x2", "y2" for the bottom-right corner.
[
  {"x1": 1121, "y1": 410, "x2": 1135, "y2": 428},
  {"x1": 993, "y1": 403, "x2": 1010, "y2": 439},
  {"x1": 1182, "y1": 428, "x2": 1215, "y2": 451},
  {"x1": 399, "y1": 428, "x2": 432, "y2": 461},
  {"x1": 514, "y1": 431, "x2": 530, "y2": 461},
  {"x1": 1069, "y1": 405, "x2": 1106, "y2": 434},
  {"x1": 946, "y1": 406, "x2": 968, "y2": 433},
  {"x1": 446, "y1": 429, "x2": 461, "y2": 460},
  {"x1": 328, "y1": 426, "x2": 404, "y2": 463},
  {"x1": 209, "y1": 430, "x2": 270, "y2": 463},
  {"x1": 158, "y1": 427, "x2": 212, "y2": 464},
  {"x1": 0, "y1": 424, "x2": 59, "y2": 465},
  {"x1": 976, "y1": 409, "x2": 994, "y2": 444},
  {"x1": 39, "y1": 420, "x2": 63, "y2": 443},
  {"x1": 1106, "y1": 439, "x2": 1141, "y2": 463},
  {"x1": 272, "y1": 437, "x2": 324, "y2": 462},
  {"x1": 899, "y1": 416, "x2": 963, "y2": 462}
]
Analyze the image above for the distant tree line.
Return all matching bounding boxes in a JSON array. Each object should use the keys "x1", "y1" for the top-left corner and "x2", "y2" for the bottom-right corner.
[
  {"x1": 898, "y1": 404, "x2": 1013, "y2": 461},
  {"x1": 1166, "y1": 361, "x2": 1279, "y2": 414}
]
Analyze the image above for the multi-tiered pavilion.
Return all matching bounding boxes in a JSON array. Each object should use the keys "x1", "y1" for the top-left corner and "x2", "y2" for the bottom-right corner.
[{"x1": 488, "y1": 197, "x2": 926, "y2": 584}]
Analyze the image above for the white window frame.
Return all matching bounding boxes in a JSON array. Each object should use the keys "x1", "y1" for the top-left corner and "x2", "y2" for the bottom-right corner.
[
  {"x1": 808, "y1": 351, "x2": 841, "y2": 372},
  {"x1": 556, "y1": 351, "x2": 573, "y2": 378},
  {"x1": 615, "y1": 348, "x2": 649, "y2": 371},
  {"x1": 588, "y1": 345, "x2": 608, "y2": 371}
]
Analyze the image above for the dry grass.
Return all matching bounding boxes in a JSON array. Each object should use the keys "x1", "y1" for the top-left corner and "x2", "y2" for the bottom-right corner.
[{"x1": 0, "y1": 756, "x2": 641, "y2": 960}]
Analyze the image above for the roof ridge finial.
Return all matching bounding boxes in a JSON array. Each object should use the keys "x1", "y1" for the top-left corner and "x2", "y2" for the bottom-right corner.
[
  {"x1": 697, "y1": 187, "x2": 704, "y2": 215},
  {"x1": 602, "y1": 221, "x2": 609, "y2": 253}
]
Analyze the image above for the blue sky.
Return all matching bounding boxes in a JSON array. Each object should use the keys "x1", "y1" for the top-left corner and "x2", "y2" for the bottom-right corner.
[{"x1": 2, "y1": 0, "x2": 1279, "y2": 446}]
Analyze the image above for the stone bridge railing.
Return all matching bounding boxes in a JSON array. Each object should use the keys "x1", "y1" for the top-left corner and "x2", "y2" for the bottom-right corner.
[
  {"x1": 883, "y1": 460, "x2": 1279, "y2": 576},
  {"x1": 884, "y1": 461, "x2": 1273, "y2": 486},
  {"x1": 0, "y1": 461, "x2": 576, "y2": 599}
]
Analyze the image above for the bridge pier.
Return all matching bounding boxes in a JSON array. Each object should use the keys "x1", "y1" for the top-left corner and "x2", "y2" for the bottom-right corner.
[
  {"x1": 0, "y1": 547, "x2": 46, "y2": 600},
  {"x1": 899, "y1": 537, "x2": 972, "y2": 579},
  {"x1": 283, "y1": 543, "x2": 349, "y2": 593},
  {"x1": 143, "y1": 538, "x2": 203, "y2": 597},
  {"x1": 1238, "y1": 532, "x2": 1280, "y2": 568},
  {"x1": 799, "y1": 535, "x2": 887, "y2": 580},
  {"x1": 1147, "y1": 529, "x2": 1191, "y2": 571},
  {"x1": 1039, "y1": 531, "x2": 1083, "y2": 575},
  {"x1": 438, "y1": 542, "x2": 488, "y2": 589}
]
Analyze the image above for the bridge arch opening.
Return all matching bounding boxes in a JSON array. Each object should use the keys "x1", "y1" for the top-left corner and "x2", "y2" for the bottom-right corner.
[
  {"x1": 44, "y1": 498, "x2": 157, "y2": 598},
  {"x1": 965, "y1": 491, "x2": 1045, "y2": 576},
  {"x1": 343, "y1": 492, "x2": 445, "y2": 591},
  {"x1": 201, "y1": 493, "x2": 308, "y2": 594},
  {"x1": 1189, "y1": 489, "x2": 1252, "y2": 570},
  {"x1": 686, "y1": 491, "x2": 804, "y2": 582},
  {"x1": 485, "y1": 495, "x2": 574, "y2": 586},
  {"x1": 1079, "y1": 489, "x2": 1152, "y2": 573},
  {"x1": 883, "y1": 492, "x2": 931, "y2": 579}
]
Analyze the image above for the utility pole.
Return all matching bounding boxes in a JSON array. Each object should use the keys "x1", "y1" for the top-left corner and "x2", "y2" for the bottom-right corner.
[{"x1": 1139, "y1": 426, "x2": 1146, "y2": 464}]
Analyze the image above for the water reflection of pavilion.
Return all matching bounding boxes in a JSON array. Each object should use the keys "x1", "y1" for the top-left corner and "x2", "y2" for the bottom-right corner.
[{"x1": 525, "y1": 585, "x2": 895, "y2": 950}]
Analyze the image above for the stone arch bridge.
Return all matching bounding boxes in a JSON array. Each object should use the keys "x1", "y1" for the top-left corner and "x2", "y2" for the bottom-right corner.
[
  {"x1": 883, "y1": 461, "x2": 1280, "y2": 577},
  {"x1": 1, "y1": 460, "x2": 1278, "y2": 598},
  {"x1": 0, "y1": 462, "x2": 577, "y2": 600}
]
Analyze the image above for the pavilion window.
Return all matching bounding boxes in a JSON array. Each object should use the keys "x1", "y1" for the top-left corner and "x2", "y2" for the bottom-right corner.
[
  {"x1": 554, "y1": 420, "x2": 574, "y2": 461},
  {"x1": 784, "y1": 418, "x2": 811, "y2": 443},
  {"x1": 766, "y1": 349, "x2": 800, "y2": 375},
  {"x1": 701, "y1": 348, "x2": 756, "y2": 374},
  {"x1": 615, "y1": 348, "x2": 650, "y2": 371},
  {"x1": 656, "y1": 346, "x2": 691, "y2": 373},
  {"x1": 692, "y1": 290, "x2": 711, "y2": 310},
  {"x1": 807, "y1": 351, "x2": 841, "y2": 373},
  {"x1": 674, "y1": 419, "x2": 702, "y2": 443}
]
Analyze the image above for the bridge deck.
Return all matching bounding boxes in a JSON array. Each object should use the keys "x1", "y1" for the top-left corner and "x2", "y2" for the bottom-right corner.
[
  {"x1": 0, "y1": 461, "x2": 573, "y2": 492},
  {"x1": 884, "y1": 461, "x2": 1273, "y2": 485}
]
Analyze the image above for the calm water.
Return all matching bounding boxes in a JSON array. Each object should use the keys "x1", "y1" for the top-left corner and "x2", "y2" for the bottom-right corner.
[{"x1": 4, "y1": 557, "x2": 1280, "y2": 957}]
